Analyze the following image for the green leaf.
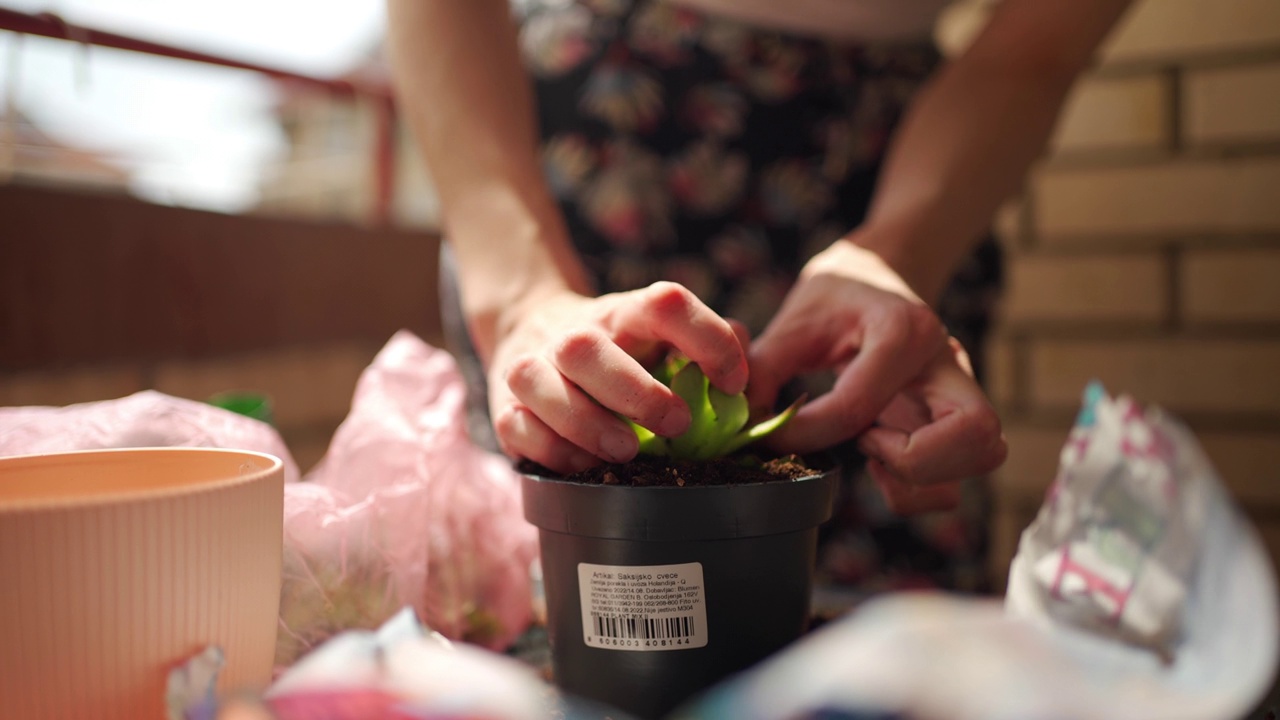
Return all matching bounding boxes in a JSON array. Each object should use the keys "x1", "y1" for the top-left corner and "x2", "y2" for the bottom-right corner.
[
  {"x1": 629, "y1": 356, "x2": 804, "y2": 461},
  {"x1": 652, "y1": 353, "x2": 690, "y2": 386},
  {"x1": 668, "y1": 362, "x2": 714, "y2": 458},
  {"x1": 721, "y1": 394, "x2": 806, "y2": 457},
  {"x1": 629, "y1": 419, "x2": 670, "y2": 456},
  {"x1": 696, "y1": 386, "x2": 750, "y2": 459}
]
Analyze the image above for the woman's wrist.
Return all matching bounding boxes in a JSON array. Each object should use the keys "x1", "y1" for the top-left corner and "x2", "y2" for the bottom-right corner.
[
  {"x1": 442, "y1": 173, "x2": 595, "y2": 355},
  {"x1": 840, "y1": 221, "x2": 956, "y2": 306},
  {"x1": 449, "y1": 226, "x2": 585, "y2": 360},
  {"x1": 804, "y1": 237, "x2": 927, "y2": 306}
]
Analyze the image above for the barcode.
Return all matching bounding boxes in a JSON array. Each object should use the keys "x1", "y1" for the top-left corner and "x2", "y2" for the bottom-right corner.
[{"x1": 591, "y1": 613, "x2": 695, "y2": 640}]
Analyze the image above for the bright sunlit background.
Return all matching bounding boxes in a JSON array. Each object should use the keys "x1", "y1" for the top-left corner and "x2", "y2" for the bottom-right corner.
[{"x1": 0, "y1": 0, "x2": 385, "y2": 212}]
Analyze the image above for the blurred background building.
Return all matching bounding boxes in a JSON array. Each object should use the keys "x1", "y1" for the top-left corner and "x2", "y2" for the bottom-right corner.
[
  {"x1": 255, "y1": 44, "x2": 440, "y2": 229},
  {"x1": 0, "y1": 107, "x2": 132, "y2": 192}
]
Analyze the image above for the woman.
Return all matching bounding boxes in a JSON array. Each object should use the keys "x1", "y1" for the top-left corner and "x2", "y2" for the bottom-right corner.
[{"x1": 386, "y1": 0, "x2": 1131, "y2": 594}]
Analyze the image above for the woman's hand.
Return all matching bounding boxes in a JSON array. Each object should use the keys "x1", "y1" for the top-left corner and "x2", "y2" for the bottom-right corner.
[
  {"x1": 489, "y1": 281, "x2": 749, "y2": 475},
  {"x1": 747, "y1": 240, "x2": 1007, "y2": 514}
]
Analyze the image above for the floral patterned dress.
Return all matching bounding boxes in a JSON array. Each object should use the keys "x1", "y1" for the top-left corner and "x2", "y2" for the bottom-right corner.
[{"x1": 444, "y1": 0, "x2": 1004, "y2": 599}]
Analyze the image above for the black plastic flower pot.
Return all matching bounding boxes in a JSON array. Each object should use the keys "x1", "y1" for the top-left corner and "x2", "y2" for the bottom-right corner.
[{"x1": 521, "y1": 469, "x2": 839, "y2": 720}]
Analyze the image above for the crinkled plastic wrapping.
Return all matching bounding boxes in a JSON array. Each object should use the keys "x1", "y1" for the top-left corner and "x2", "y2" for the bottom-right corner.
[
  {"x1": 268, "y1": 609, "x2": 555, "y2": 720},
  {"x1": 207, "y1": 609, "x2": 624, "y2": 720},
  {"x1": 0, "y1": 389, "x2": 300, "y2": 483},
  {"x1": 1014, "y1": 382, "x2": 1205, "y2": 657},
  {"x1": 677, "y1": 385, "x2": 1278, "y2": 720},
  {"x1": 277, "y1": 331, "x2": 538, "y2": 667}
]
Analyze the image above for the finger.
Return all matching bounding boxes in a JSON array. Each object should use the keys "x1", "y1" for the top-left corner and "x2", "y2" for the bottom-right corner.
[
  {"x1": 505, "y1": 353, "x2": 640, "y2": 463},
  {"x1": 857, "y1": 354, "x2": 1008, "y2": 485},
  {"x1": 218, "y1": 700, "x2": 276, "y2": 720},
  {"x1": 493, "y1": 405, "x2": 601, "y2": 475},
  {"x1": 616, "y1": 282, "x2": 749, "y2": 395},
  {"x1": 768, "y1": 305, "x2": 946, "y2": 453},
  {"x1": 726, "y1": 317, "x2": 752, "y2": 352},
  {"x1": 867, "y1": 459, "x2": 962, "y2": 515},
  {"x1": 734, "y1": 320, "x2": 790, "y2": 418},
  {"x1": 877, "y1": 392, "x2": 931, "y2": 433},
  {"x1": 746, "y1": 317, "x2": 832, "y2": 420},
  {"x1": 551, "y1": 328, "x2": 691, "y2": 438}
]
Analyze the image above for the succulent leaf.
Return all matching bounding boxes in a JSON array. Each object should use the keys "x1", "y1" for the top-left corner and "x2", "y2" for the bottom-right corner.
[{"x1": 632, "y1": 356, "x2": 802, "y2": 461}]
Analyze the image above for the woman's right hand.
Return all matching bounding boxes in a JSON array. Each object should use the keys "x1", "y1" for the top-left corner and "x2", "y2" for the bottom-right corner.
[{"x1": 487, "y1": 281, "x2": 749, "y2": 475}]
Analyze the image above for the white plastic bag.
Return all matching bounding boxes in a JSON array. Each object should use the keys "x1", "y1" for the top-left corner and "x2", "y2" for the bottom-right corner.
[
  {"x1": 678, "y1": 385, "x2": 1278, "y2": 720},
  {"x1": 268, "y1": 609, "x2": 554, "y2": 720}
]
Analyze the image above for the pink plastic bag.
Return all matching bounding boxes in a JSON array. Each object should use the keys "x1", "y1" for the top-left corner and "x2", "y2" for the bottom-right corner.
[
  {"x1": 277, "y1": 331, "x2": 537, "y2": 666},
  {"x1": 0, "y1": 389, "x2": 300, "y2": 483}
]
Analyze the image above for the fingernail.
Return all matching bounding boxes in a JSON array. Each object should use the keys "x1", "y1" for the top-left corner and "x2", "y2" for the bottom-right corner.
[
  {"x1": 600, "y1": 426, "x2": 638, "y2": 463},
  {"x1": 659, "y1": 404, "x2": 690, "y2": 437},
  {"x1": 711, "y1": 357, "x2": 747, "y2": 396},
  {"x1": 726, "y1": 363, "x2": 749, "y2": 395},
  {"x1": 857, "y1": 435, "x2": 880, "y2": 459}
]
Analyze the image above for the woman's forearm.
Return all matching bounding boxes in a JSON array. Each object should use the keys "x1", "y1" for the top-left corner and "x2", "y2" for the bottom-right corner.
[
  {"x1": 386, "y1": 0, "x2": 592, "y2": 361},
  {"x1": 854, "y1": 0, "x2": 1133, "y2": 303}
]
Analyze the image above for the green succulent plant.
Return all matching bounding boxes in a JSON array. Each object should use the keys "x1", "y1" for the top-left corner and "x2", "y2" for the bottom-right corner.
[{"x1": 626, "y1": 355, "x2": 803, "y2": 461}]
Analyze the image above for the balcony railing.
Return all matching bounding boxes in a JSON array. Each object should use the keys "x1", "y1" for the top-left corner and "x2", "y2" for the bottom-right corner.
[{"x1": 0, "y1": 6, "x2": 399, "y2": 225}]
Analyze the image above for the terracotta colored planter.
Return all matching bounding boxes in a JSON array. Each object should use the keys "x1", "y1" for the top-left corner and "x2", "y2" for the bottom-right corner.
[{"x1": 0, "y1": 448, "x2": 284, "y2": 720}]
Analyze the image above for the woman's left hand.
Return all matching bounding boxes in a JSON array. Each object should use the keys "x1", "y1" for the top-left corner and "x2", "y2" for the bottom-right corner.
[{"x1": 746, "y1": 239, "x2": 1007, "y2": 514}]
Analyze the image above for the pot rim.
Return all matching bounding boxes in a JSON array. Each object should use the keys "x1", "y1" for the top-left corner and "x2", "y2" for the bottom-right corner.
[{"x1": 521, "y1": 468, "x2": 839, "y2": 541}]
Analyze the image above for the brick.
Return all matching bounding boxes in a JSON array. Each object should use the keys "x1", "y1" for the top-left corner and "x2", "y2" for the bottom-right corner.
[
  {"x1": 993, "y1": 426, "x2": 1067, "y2": 502},
  {"x1": 985, "y1": 336, "x2": 1019, "y2": 410},
  {"x1": 996, "y1": 426, "x2": 1280, "y2": 509},
  {"x1": 989, "y1": 425, "x2": 1065, "y2": 586},
  {"x1": 1101, "y1": 0, "x2": 1280, "y2": 66},
  {"x1": 0, "y1": 365, "x2": 144, "y2": 408},
  {"x1": 1185, "y1": 62, "x2": 1280, "y2": 145},
  {"x1": 1029, "y1": 339, "x2": 1280, "y2": 415},
  {"x1": 278, "y1": 426, "x2": 337, "y2": 475},
  {"x1": 1199, "y1": 432, "x2": 1280, "y2": 509},
  {"x1": 153, "y1": 344, "x2": 374, "y2": 430},
  {"x1": 989, "y1": 502, "x2": 1036, "y2": 591},
  {"x1": 1004, "y1": 253, "x2": 1168, "y2": 324},
  {"x1": 1254, "y1": 521, "x2": 1280, "y2": 579},
  {"x1": 1183, "y1": 249, "x2": 1280, "y2": 323},
  {"x1": 1036, "y1": 158, "x2": 1280, "y2": 239},
  {"x1": 942, "y1": 0, "x2": 1280, "y2": 67},
  {"x1": 288, "y1": 439, "x2": 331, "y2": 475},
  {"x1": 1052, "y1": 75, "x2": 1171, "y2": 154},
  {"x1": 934, "y1": 0, "x2": 991, "y2": 58},
  {"x1": 994, "y1": 200, "x2": 1024, "y2": 249}
]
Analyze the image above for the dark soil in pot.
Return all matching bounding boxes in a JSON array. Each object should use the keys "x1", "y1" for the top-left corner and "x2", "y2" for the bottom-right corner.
[
  {"x1": 520, "y1": 453, "x2": 818, "y2": 488},
  {"x1": 520, "y1": 455, "x2": 837, "y2": 719}
]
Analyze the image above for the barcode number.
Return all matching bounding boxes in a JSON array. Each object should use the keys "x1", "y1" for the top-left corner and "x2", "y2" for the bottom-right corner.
[{"x1": 590, "y1": 612, "x2": 695, "y2": 646}]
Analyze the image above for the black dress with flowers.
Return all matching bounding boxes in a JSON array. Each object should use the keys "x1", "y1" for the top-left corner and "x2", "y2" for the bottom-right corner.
[{"x1": 446, "y1": 0, "x2": 1003, "y2": 599}]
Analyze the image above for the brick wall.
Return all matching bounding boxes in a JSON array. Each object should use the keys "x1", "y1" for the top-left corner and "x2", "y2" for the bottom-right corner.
[
  {"x1": 980, "y1": 0, "x2": 1280, "y2": 592},
  {"x1": 1, "y1": 185, "x2": 445, "y2": 472}
]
